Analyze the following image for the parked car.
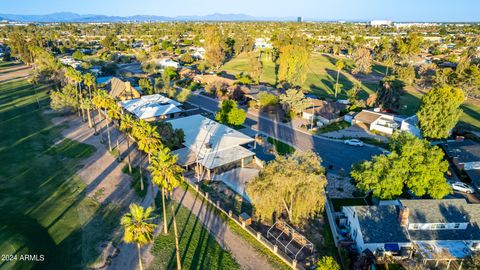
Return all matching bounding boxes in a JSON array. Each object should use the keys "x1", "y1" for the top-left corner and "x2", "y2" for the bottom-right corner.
[
  {"x1": 449, "y1": 181, "x2": 475, "y2": 194},
  {"x1": 344, "y1": 139, "x2": 364, "y2": 146}
]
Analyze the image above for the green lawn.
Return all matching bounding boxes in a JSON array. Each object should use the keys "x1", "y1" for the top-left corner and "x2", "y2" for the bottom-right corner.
[
  {"x1": 150, "y1": 197, "x2": 239, "y2": 270},
  {"x1": 221, "y1": 53, "x2": 381, "y2": 100},
  {"x1": 267, "y1": 137, "x2": 295, "y2": 155},
  {"x1": 0, "y1": 70, "x2": 122, "y2": 269},
  {"x1": 317, "y1": 121, "x2": 351, "y2": 134}
]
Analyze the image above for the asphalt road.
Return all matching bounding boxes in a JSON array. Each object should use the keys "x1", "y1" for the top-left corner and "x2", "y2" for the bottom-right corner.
[{"x1": 187, "y1": 93, "x2": 382, "y2": 172}]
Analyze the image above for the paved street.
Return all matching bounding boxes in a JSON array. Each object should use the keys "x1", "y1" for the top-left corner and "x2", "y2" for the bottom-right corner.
[{"x1": 187, "y1": 93, "x2": 382, "y2": 172}]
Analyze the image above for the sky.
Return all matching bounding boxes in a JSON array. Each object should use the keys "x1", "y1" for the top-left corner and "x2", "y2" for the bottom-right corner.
[{"x1": 0, "y1": 0, "x2": 479, "y2": 22}]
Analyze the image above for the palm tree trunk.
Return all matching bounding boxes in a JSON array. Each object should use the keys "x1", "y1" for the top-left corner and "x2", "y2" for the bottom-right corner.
[
  {"x1": 162, "y1": 188, "x2": 168, "y2": 234},
  {"x1": 137, "y1": 243, "x2": 143, "y2": 270},
  {"x1": 335, "y1": 70, "x2": 340, "y2": 98},
  {"x1": 105, "y1": 110, "x2": 112, "y2": 152},
  {"x1": 126, "y1": 135, "x2": 132, "y2": 173},
  {"x1": 171, "y1": 197, "x2": 182, "y2": 270},
  {"x1": 385, "y1": 65, "x2": 389, "y2": 76},
  {"x1": 98, "y1": 109, "x2": 104, "y2": 143},
  {"x1": 92, "y1": 109, "x2": 98, "y2": 135},
  {"x1": 139, "y1": 164, "x2": 144, "y2": 191},
  {"x1": 87, "y1": 108, "x2": 92, "y2": 128}
]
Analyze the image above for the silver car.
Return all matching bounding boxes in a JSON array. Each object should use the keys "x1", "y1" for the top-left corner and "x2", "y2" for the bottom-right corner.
[{"x1": 449, "y1": 182, "x2": 475, "y2": 194}]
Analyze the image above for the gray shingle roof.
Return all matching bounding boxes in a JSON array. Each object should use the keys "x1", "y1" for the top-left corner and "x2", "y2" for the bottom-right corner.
[
  {"x1": 400, "y1": 199, "x2": 471, "y2": 224},
  {"x1": 353, "y1": 205, "x2": 410, "y2": 244}
]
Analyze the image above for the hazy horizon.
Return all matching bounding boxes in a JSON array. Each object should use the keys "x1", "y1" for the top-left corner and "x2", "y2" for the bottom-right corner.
[{"x1": 1, "y1": 0, "x2": 479, "y2": 22}]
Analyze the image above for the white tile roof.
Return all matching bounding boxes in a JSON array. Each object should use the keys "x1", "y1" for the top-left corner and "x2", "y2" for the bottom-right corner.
[{"x1": 120, "y1": 94, "x2": 182, "y2": 119}]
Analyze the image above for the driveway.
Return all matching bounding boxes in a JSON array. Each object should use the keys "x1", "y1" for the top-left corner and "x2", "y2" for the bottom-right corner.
[
  {"x1": 187, "y1": 93, "x2": 382, "y2": 172},
  {"x1": 321, "y1": 124, "x2": 388, "y2": 142}
]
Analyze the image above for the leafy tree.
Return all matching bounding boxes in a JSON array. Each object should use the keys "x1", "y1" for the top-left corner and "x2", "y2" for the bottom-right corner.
[
  {"x1": 247, "y1": 151, "x2": 327, "y2": 225},
  {"x1": 395, "y1": 65, "x2": 415, "y2": 86},
  {"x1": 352, "y1": 132, "x2": 451, "y2": 199},
  {"x1": 279, "y1": 89, "x2": 307, "y2": 115},
  {"x1": 179, "y1": 53, "x2": 193, "y2": 64},
  {"x1": 417, "y1": 85, "x2": 464, "y2": 139},
  {"x1": 120, "y1": 203, "x2": 156, "y2": 270},
  {"x1": 257, "y1": 92, "x2": 278, "y2": 108},
  {"x1": 335, "y1": 59, "x2": 345, "y2": 98},
  {"x1": 464, "y1": 253, "x2": 480, "y2": 270},
  {"x1": 175, "y1": 88, "x2": 191, "y2": 103},
  {"x1": 277, "y1": 45, "x2": 310, "y2": 87},
  {"x1": 50, "y1": 84, "x2": 79, "y2": 112},
  {"x1": 149, "y1": 147, "x2": 184, "y2": 270},
  {"x1": 139, "y1": 78, "x2": 153, "y2": 95},
  {"x1": 155, "y1": 121, "x2": 185, "y2": 150},
  {"x1": 204, "y1": 26, "x2": 225, "y2": 69},
  {"x1": 215, "y1": 99, "x2": 246, "y2": 126},
  {"x1": 72, "y1": 50, "x2": 84, "y2": 60},
  {"x1": 353, "y1": 47, "x2": 372, "y2": 74},
  {"x1": 317, "y1": 256, "x2": 341, "y2": 270},
  {"x1": 101, "y1": 33, "x2": 118, "y2": 50}
]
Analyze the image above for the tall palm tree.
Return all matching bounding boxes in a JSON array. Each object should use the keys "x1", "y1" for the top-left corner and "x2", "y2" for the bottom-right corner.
[
  {"x1": 335, "y1": 59, "x2": 345, "y2": 98},
  {"x1": 149, "y1": 147, "x2": 184, "y2": 270},
  {"x1": 120, "y1": 114, "x2": 135, "y2": 174},
  {"x1": 92, "y1": 90, "x2": 113, "y2": 146},
  {"x1": 83, "y1": 73, "x2": 97, "y2": 130},
  {"x1": 135, "y1": 120, "x2": 161, "y2": 163},
  {"x1": 121, "y1": 203, "x2": 156, "y2": 270}
]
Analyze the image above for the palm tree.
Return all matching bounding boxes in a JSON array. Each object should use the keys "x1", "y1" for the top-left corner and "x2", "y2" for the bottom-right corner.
[
  {"x1": 120, "y1": 114, "x2": 135, "y2": 174},
  {"x1": 384, "y1": 57, "x2": 394, "y2": 77},
  {"x1": 120, "y1": 203, "x2": 156, "y2": 270},
  {"x1": 149, "y1": 147, "x2": 184, "y2": 270},
  {"x1": 92, "y1": 90, "x2": 114, "y2": 147},
  {"x1": 135, "y1": 120, "x2": 161, "y2": 163},
  {"x1": 83, "y1": 73, "x2": 97, "y2": 130},
  {"x1": 334, "y1": 59, "x2": 345, "y2": 98},
  {"x1": 107, "y1": 101, "x2": 122, "y2": 155}
]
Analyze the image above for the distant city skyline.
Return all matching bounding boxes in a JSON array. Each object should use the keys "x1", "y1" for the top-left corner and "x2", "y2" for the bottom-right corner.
[{"x1": 1, "y1": 0, "x2": 479, "y2": 22}]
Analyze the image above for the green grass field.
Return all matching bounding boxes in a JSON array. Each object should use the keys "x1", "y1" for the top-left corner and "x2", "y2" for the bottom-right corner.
[
  {"x1": 267, "y1": 137, "x2": 295, "y2": 155},
  {"x1": 0, "y1": 69, "x2": 123, "y2": 269},
  {"x1": 150, "y1": 197, "x2": 239, "y2": 270}
]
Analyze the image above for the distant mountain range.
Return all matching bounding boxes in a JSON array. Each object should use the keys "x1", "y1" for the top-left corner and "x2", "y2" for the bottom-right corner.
[{"x1": 0, "y1": 12, "x2": 297, "y2": 23}]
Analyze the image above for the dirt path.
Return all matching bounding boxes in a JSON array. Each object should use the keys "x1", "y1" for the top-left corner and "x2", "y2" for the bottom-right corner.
[
  {"x1": 171, "y1": 187, "x2": 277, "y2": 270},
  {"x1": 0, "y1": 63, "x2": 31, "y2": 82}
]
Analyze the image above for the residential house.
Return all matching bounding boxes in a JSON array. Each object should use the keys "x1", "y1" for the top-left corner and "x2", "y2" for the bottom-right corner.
[
  {"x1": 442, "y1": 140, "x2": 480, "y2": 189},
  {"x1": 302, "y1": 99, "x2": 347, "y2": 126},
  {"x1": 106, "y1": 77, "x2": 142, "y2": 101},
  {"x1": 352, "y1": 109, "x2": 399, "y2": 135},
  {"x1": 192, "y1": 47, "x2": 206, "y2": 60},
  {"x1": 119, "y1": 94, "x2": 183, "y2": 121},
  {"x1": 400, "y1": 115, "x2": 422, "y2": 138},
  {"x1": 343, "y1": 199, "x2": 480, "y2": 261},
  {"x1": 254, "y1": 38, "x2": 272, "y2": 50},
  {"x1": 157, "y1": 58, "x2": 179, "y2": 69},
  {"x1": 168, "y1": 115, "x2": 256, "y2": 180}
]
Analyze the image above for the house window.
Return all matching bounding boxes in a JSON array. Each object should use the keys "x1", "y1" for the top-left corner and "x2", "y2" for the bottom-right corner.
[
  {"x1": 412, "y1": 224, "x2": 419, "y2": 230},
  {"x1": 454, "y1": 223, "x2": 460, "y2": 229}
]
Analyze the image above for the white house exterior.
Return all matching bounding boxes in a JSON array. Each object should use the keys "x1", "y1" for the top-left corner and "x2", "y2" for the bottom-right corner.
[
  {"x1": 400, "y1": 115, "x2": 422, "y2": 138},
  {"x1": 192, "y1": 47, "x2": 206, "y2": 60},
  {"x1": 369, "y1": 20, "x2": 393, "y2": 27},
  {"x1": 254, "y1": 38, "x2": 272, "y2": 50},
  {"x1": 157, "y1": 58, "x2": 179, "y2": 69},
  {"x1": 352, "y1": 110, "x2": 398, "y2": 135},
  {"x1": 343, "y1": 199, "x2": 480, "y2": 259},
  {"x1": 168, "y1": 115, "x2": 255, "y2": 180}
]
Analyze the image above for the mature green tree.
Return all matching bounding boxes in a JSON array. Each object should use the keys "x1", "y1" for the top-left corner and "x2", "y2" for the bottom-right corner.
[
  {"x1": 139, "y1": 78, "x2": 154, "y2": 95},
  {"x1": 50, "y1": 84, "x2": 79, "y2": 112},
  {"x1": 279, "y1": 89, "x2": 307, "y2": 115},
  {"x1": 72, "y1": 50, "x2": 85, "y2": 60},
  {"x1": 464, "y1": 253, "x2": 480, "y2": 270},
  {"x1": 277, "y1": 44, "x2": 310, "y2": 87},
  {"x1": 257, "y1": 92, "x2": 278, "y2": 108},
  {"x1": 352, "y1": 132, "x2": 451, "y2": 199},
  {"x1": 175, "y1": 88, "x2": 191, "y2": 103},
  {"x1": 215, "y1": 99, "x2": 246, "y2": 126},
  {"x1": 149, "y1": 147, "x2": 184, "y2": 270},
  {"x1": 417, "y1": 85, "x2": 464, "y2": 139},
  {"x1": 334, "y1": 60, "x2": 345, "y2": 98},
  {"x1": 247, "y1": 151, "x2": 327, "y2": 225},
  {"x1": 120, "y1": 203, "x2": 156, "y2": 270},
  {"x1": 204, "y1": 26, "x2": 225, "y2": 69},
  {"x1": 353, "y1": 47, "x2": 372, "y2": 74},
  {"x1": 101, "y1": 33, "x2": 118, "y2": 51},
  {"x1": 317, "y1": 256, "x2": 341, "y2": 270},
  {"x1": 154, "y1": 121, "x2": 185, "y2": 150},
  {"x1": 395, "y1": 65, "x2": 415, "y2": 86}
]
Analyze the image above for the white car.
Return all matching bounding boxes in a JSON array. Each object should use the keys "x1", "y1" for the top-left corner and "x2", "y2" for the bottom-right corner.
[
  {"x1": 449, "y1": 182, "x2": 475, "y2": 194},
  {"x1": 344, "y1": 139, "x2": 364, "y2": 147}
]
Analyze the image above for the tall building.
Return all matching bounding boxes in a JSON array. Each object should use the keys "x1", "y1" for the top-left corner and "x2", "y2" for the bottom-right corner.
[{"x1": 297, "y1": 16, "x2": 303, "y2": 22}]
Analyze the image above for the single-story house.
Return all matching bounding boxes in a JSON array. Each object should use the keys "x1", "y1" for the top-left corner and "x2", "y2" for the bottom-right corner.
[
  {"x1": 343, "y1": 199, "x2": 480, "y2": 260},
  {"x1": 106, "y1": 77, "x2": 142, "y2": 101},
  {"x1": 157, "y1": 58, "x2": 179, "y2": 69},
  {"x1": 400, "y1": 115, "x2": 422, "y2": 138},
  {"x1": 352, "y1": 109, "x2": 399, "y2": 135},
  {"x1": 168, "y1": 114, "x2": 256, "y2": 180},
  {"x1": 442, "y1": 140, "x2": 480, "y2": 189},
  {"x1": 254, "y1": 38, "x2": 272, "y2": 49},
  {"x1": 119, "y1": 94, "x2": 183, "y2": 121},
  {"x1": 302, "y1": 99, "x2": 347, "y2": 126}
]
